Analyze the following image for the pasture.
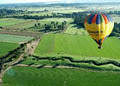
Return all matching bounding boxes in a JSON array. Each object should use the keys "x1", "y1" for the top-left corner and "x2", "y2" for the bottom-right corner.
[
  {"x1": 0, "y1": 34, "x2": 33, "y2": 43},
  {"x1": 64, "y1": 24, "x2": 88, "y2": 35},
  {"x1": 34, "y1": 34, "x2": 120, "y2": 59},
  {"x1": 0, "y1": 18, "x2": 28, "y2": 27},
  {"x1": 2, "y1": 66, "x2": 120, "y2": 86},
  {"x1": 111, "y1": 14, "x2": 120, "y2": 23},
  {"x1": 38, "y1": 18, "x2": 73, "y2": 25},
  {"x1": 0, "y1": 42, "x2": 19, "y2": 57},
  {"x1": 0, "y1": 18, "x2": 37, "y2": 30}
]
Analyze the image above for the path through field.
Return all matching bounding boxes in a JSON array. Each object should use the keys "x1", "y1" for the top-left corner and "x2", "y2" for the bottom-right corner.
[
  {"x1": 0, "y1": 21, "x2": 71, "y2": 85},
  {"x1": 0, "y1": 38, "x2": 40, "y2": 85}
]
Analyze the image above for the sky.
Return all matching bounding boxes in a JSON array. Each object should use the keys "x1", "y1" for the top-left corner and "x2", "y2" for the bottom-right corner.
[{"x1": 0, "y1": 0, "x2": 120, "y2": 4}]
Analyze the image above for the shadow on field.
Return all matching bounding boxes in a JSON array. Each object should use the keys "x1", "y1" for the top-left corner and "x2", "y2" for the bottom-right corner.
[
  {"x1": 37, "y1": 64, "x2": 46, "y2": 69},
  {"x1": 31, "y1": 55, "x2": 120, "y2": 72},
  {"x1": 52, "y1": 64, "x2": 60, "y2": 68},
  {"x1": 70, "y1": 22, "x2": 85, "y2": 29}
]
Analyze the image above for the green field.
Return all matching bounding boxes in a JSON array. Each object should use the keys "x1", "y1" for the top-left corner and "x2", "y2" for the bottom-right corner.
[
  {"x1": 111, "y1": 14, "x2": 120, "y2": 23},
  {"x1": 34, "y1": 34, "x2": 120, "y2": 59},
  {"x1": 64, "y1": 24, "x2": 88, "y2": 35},
  {"x1": 2, "y1": 66, "x2": 120, "y2": 86},
  {"x1": 0, "y1": 18, "x2": 28, "y2": 27},
  {"x1": 38, "y1": 18, "x2": 73, "y2": 25},
  {"x1": 0, "y1": 34, "x2": 33, "y2": 43},
  {"x1": 6, "y1": 20, "x2": 37, "y2": 29},
  {"x1": 0, "y1": 18, "x2": 37, "y2": 29},
  {"x1": 0, "y1": 42, "x2": 19, "y2": 57}
]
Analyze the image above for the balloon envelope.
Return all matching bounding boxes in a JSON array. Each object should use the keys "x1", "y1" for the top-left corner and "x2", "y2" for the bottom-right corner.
[{"x1": 84, "y1": 13, "x2": 114, "y2": 48}]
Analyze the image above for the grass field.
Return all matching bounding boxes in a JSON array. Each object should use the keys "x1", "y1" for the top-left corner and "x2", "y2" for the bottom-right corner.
[
  {"x1": 34, "y1": 34, "x2": 120, "y2": 59},
  {"x1": 0, "y1": 34, "x2": 33, "y2": 43},
  {"x1": 5, "y1": 20, "x2": 37, "y2": 29},
  {"x1": 0, "y1": 18, "x2": 37, "y2": 29},
  {"x1": 0, "y1": 18, "x2": 28, "y2": 27},
  {"x1": 111, "y1": 14, "x2": 120, "y2": 23},
  {"x1": 64, "y1": 24, "x2": 88, "y2": 35},
  {"x1": 38, "y1": 18, "x2": 73, "y2": 25},
  {"x1": 2, "y1": 66, "x2": 120, "y2": 86},
  {"x1": 0, "y1": 42, "x2": 19, "y2": 57},
  {"x1": 27, "y1": 12, "x2": 53, "y2": 16}
]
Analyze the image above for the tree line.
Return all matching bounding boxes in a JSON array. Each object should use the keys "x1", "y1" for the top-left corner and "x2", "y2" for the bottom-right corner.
[
  {"x1": 33, "y1": 21, "x2": 67, "y2": 32},
  {"x1": 110, "y1": 22, "x2": 120, "y2": 37}
]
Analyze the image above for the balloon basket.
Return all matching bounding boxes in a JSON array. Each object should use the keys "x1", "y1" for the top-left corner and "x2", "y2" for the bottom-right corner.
[{"x1": 98, "y1": 45, "x2": 102, "y2": 49}]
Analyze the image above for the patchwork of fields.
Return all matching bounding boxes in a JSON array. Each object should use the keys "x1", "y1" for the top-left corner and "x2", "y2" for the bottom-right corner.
[
  {"x1": 34, "y1": 34, "x2": 120, "y2": 59},
  {"x1": 2, "y1": 66, "x2": 120, "y2": 86},
  {"x1": 0, "y1": 34, "x2": 33, "y2": 57},
  {"x1": 1, "y1": 3, "x2": 120, "y2": 86}
]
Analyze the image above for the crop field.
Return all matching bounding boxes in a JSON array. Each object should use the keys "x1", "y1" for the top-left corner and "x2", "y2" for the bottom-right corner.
[
  {"x1": 2, "y1": 66, "x2": 120, "y2": 86},
  {"x1": 0, "y1": 18, "x2": 37, "y2": 29},
  {"x1": 112, "y1": 15, "x2": 120, "y2": 23},
  {"x1": 1, "y1": 3, "x2": 120, "y2": 86},
  {"x1": 0, "y1": 42, "x2": 19, "y2": 57},
  {"x1": 64, "y1": 24, "x2": 88, "y2": 35},
  {"x1": 0, "y1": 34, "x2": 33, "y2": 43},
  {"x1": 0, "y1": 18, "x2": 28, "y2": 27},
  {"x1": 34, "y1": 34, "x2": 120, "y2": 59},
  {"x1": 38, "y1": 18, "x2": 73, "y2": 25},
  {"x1": 5, "y1": 20, "x2": 37, "y2": 29},
  {"x1": 27, "y1": 12, "x2": 53, "y2": 16}
]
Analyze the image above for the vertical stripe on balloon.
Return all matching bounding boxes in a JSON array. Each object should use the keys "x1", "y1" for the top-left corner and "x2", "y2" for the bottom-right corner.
[
  {"x1": 92, "y1": 14, "x2": 98, "y2": 23},
  {"x1": 96, "y1": 14, "x2": 101, "y2": 24},
  {"x1": 88, "y1": 14, "x2": 95, "y2": 24},
  {"x1": 102, "y1": 14, "x2": 109, "y2": 24}
]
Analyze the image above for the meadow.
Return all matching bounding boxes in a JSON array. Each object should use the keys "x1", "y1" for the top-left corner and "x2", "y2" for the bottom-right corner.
[
  {"x1": 2, "y1": 66, "x2": 120, "y2": 86},
  {"x1": 38, "y1": 18, "x2": 73, "y2": 25},
  {"x1": 0, "y1": 18, "x2": 37, "y2": 30},
  {"x1": 0, "y1": 42, "x2": 19, "y2": 57},
  {"x1": 0, "y1": 34, "x2": 33, "y2": 43},
  {"x1": 1, "y1": 3, "x2": 120, "y2": 86},
  {"x1": 0, "y1": 18, "x2": 28, "y2": 27},
  {"x1": 34, "y1": 33, "x2": 120, "y2": 59},
  {"x1": 64, "y1": 24, "x2": 88, "y2": 35}
]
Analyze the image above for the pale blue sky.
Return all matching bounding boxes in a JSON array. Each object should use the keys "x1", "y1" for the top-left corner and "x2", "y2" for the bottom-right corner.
[{"x1": 0, "y1": 0, "x2": 119, "y2": 4}]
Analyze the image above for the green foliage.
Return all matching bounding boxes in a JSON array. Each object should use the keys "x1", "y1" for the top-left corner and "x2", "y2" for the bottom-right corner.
[
  {"x1": 110, "y1": 22, "x2": 120, "y2": 37},
  {"x1": 2, "y1": 67, "x2": 120, "y2": 86}
]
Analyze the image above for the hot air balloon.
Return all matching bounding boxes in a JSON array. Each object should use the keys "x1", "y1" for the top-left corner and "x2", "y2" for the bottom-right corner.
[{"x1": 84, "y1": 13, "x2": 114, "y2": 49}]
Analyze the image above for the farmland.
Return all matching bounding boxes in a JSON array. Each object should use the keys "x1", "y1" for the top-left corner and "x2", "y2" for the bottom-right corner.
[
  {"x1": 0, "y1": 34, "x2": 33, "y2": 43},
  {"x1": 2, "y1": 66, "x2": 120, "y2": 86},
  {"x1": 0, "y1": 18, "x2": 27, "y2": 27},
  {"x1": 38, "y1": 18, "x2": 73, "y2": 25},
  {"x1": 64, "y1": 24, "x2": 88, "y2": 35},
  {"x1": 34, "y1": 34, "x2": 120, "y2": 59},
  {"x1": 0, "y1": 42, "x2": 18, "y2": 57},
  {"x1": 1, "y1": 2, "x2": 120, "y2": 86}
]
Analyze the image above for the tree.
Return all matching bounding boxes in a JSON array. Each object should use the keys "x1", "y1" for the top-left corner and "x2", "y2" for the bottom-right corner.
[
  {"x1": 34, "y1": 24, "x2": 37, "y2": 27},
  {"x1": 38, "y1": 23, "x2": 41, "y2": 28},
  {"x1": 44, "y1": 24, "x2": 51, "y2": 32}
]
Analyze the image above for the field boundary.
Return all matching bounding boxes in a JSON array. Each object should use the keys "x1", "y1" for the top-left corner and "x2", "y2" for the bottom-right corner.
[{"x1": 32, "y1": 55, "x2": 120, "y2": 68}]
